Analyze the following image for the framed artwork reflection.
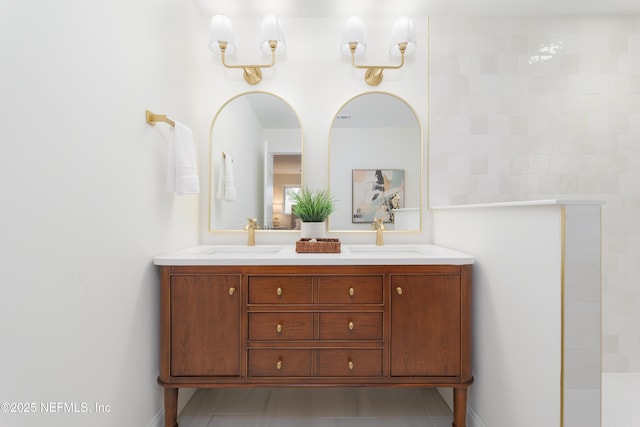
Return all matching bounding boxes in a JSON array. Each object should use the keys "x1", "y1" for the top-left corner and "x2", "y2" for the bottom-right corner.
[{"x1": 352, "y1": 169, "x2": 404, "y2": 223}]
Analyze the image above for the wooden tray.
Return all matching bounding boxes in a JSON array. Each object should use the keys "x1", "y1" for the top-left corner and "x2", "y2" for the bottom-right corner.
[{"x1": 295, "y1": 238, "x2": 341, "y2": 253}]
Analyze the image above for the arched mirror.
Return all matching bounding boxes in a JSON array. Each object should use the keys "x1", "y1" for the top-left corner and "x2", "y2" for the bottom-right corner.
[
  {"x1": 209, "y1": 92, "x2": 303, "y2": 231},
  {"x1": 328, "y1": 92, "x2": 422, "y2": 232}
]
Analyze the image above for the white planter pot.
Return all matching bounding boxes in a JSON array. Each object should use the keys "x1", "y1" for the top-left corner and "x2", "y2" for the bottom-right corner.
[{"x1": 300, "y1": 221, "x2": 326, "y2": 239}]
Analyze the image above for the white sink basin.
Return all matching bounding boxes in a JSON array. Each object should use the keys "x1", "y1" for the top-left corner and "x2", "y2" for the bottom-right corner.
[
  {"x1": 197, "y1": 245, "x2": 284, "y2": 255},
  {"x1": 344, "y1": 245, "x2": 427, "y2": 256}
]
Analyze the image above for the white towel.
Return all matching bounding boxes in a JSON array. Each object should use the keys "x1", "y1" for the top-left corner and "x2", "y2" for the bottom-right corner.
[
  {"x1": 167, "y1": 121, "x2": 199, "y2": 195},
  {"x1": 216, "y1": 153, "x2": 237, "y2": 201}
]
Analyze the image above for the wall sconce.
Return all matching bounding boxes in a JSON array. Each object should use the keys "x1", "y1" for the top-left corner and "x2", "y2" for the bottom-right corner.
[
  {"x1": 209, "y1": 14, "x2": 286, "y2": 85},
  {"x1": 341, "y1": 16, "x2": 416, "y2": 86}
]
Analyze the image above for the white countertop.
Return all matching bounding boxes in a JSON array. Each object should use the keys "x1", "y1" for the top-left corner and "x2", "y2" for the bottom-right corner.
[
  {"x1": 154, "y1": 244, "x2": 474, "y2": 266},
  {"x1": 431, "y1": 199, "x2": 604, "y2": 210}
]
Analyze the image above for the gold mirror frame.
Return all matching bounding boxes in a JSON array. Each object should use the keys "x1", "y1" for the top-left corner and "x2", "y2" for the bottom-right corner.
[
  {"x1": 208, "y1": 91, "x2": 303, "y2": 232},
  {"x1": 328, "y1": 92, "x2": 423, "y2": 233}
]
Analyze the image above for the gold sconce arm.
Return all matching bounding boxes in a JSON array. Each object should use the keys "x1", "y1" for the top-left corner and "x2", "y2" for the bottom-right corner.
[
  {"x1": 210, "y1": 15, "x2": 285, "y2": 85},
  {"x1": 349, "y1": 42, "x2": 407, "y2": 86},
  {"x1": 218, "y1": 40, "x2": 278, "y2": 85}
]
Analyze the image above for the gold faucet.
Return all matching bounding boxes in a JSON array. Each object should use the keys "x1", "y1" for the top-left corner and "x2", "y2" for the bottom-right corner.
[
  {"x1": 244, "y1": 218, "x2": 258, "y2": 246},
  {"x1": 372, "y1": 218, "x2": 385, "y2": 246}
]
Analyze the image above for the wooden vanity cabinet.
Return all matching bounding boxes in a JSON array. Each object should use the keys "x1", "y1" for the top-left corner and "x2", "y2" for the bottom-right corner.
[{"x1": 158, "y1": 264, "x2": 472, "y2": 427}]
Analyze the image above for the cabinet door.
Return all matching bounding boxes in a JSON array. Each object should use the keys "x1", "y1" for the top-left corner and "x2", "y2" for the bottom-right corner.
[
  {"x1": 390, "y1": 274, "x2": 461, "y2": 376},
  {"x1": 171, "y1": 275, "x2": 241, "y2": 376}
]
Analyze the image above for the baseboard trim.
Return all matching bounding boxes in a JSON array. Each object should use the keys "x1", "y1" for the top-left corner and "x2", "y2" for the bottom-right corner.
[
  {"x1": 146, "y1": 408, "x2": 164, "y2": 427},
  {"x1": 467, "y1": 405, "x2": 487, "y2": 427},
  {"x1": 437, "y1": 388, "x2": 486, "y2": 427},
  {"x1": 437, "y1": 387, "x2": 454, "y2": 410},
  {"x1": 147, "y1": 387, "x2": 197, "y2": 427}
]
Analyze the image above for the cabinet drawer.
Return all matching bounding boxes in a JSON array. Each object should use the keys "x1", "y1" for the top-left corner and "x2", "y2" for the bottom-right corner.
[
  {"x1": 319, "y1": 313, "x2": 383, "y2": 340},
  {"x1": 317, "y1": 276, "x2": 383, "y2": 304},
  {"x1": 317, "y1": 349, "x2": 383, "y2": 377},
  {"x1": 248, "y1": 313, "x2": 313, "y2": 341},
  {"x1": 247, "y1": 349, "x2": 312, "y2": 377},
  {"x1": 248, "y1": 276, "x2": 313, "y2": 304}
]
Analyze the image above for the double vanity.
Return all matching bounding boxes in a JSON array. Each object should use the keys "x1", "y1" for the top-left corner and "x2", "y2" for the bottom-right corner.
[
  {"x1": 155, "y1": 244, "x2": 474, "y2": 427},
  {"x1": 173, "y1": 84, "x2": 468, "y2": 426}
]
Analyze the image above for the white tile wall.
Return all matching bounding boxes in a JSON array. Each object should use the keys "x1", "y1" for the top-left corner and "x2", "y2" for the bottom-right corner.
[
  {"x1": 602, "y1": 373, "x2": 640, "y2": 426},
  {"x1": 564, "y1": 204, "x2": 602, "y2": 426},
  {"x1": 429, "y1": 16, "x2": 640, "y2": 373}
]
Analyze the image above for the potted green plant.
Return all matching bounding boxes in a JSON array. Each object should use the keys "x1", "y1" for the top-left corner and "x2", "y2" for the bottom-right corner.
[{"x1": 291, "y1": 187, "x2": 336, "y2": 238}]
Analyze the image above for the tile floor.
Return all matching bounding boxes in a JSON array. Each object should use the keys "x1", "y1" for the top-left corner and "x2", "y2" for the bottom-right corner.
[
  {"x1": 602, "y1": 373, "x2": 640, "y2": 427},
  {"x1": 178, "y1": 387, "x2": 454, "y2": 427},
  {"x1": 177, "y1": 373, "x2": 640, "y2": 427}
]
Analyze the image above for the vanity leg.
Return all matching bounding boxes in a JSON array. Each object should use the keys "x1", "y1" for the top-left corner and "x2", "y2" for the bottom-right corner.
[
  {"x1": 452, "y1": 387, "x2": 468, "y2": 427},
  {"x1": 164, "y1": 387, "x2": 178, "y2": 427}
]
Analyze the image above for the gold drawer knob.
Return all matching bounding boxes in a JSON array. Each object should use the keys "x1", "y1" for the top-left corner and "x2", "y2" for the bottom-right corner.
[
  {"x1": 348, "y1": 359, "x2": 354, "y2": 371},
  {"x1": 396, "y1": 287, "x2": 403, "y2": 295},
  {"x1": 276, "y1": 323, "x2": 283, "y2": 334},
  {"x1": 349, "y1": 287, "x2": 355, "y2": 297},
  {"x1": 348, "y1": 321, "x2": 354, "y2": 331},
  {"x1": 276, "y1": 359, "x2": 283, "y2": 370},
  {"x1": 228, "y1": 287, "x2": 235, "y2": 296},
  {"x1": 276, "y1": 287, "x2": 283, "y2": 296}
]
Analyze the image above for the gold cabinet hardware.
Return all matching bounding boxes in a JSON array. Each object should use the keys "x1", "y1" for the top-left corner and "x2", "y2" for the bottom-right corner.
[
  {"x1": 396, "y1": 287, "x2": 403, "y2": 295},
  {"x1": 276, "y1": 359, "x2": 282, "y2": 370},
  {"x1": 229, "y1": 287, "x2": 236, "y2": 296},
  {"x1": 276, "y1": 323, "x2": 283, "y2": 334},
  {"x1": 349, "y1": 287, "x2": 355, "y2": 297},
  {"x1": 348, "y1": 359, "x2": 354, "y2": 371},
  {"x1": 276, "y1": 287, "x2": 283, "y2": 296},
  {"x1": 348, "y1": 321, "x2": 354, "y2": 331}
]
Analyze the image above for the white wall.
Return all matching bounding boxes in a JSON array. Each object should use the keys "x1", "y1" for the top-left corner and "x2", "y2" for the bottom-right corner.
[
  {"x1": 433, "y1": 201, "x2": 602, "y2": 427},
  {"x1": 0, "y1": 1, "x2": 201, "y2": 426},
  {"x1": 196, "y1": 16, "x2": 431, "y2": 245},
  {"x1": 434, "y1": 204, "x2": 562, "y2": 427},
  {"x1": 564, "y1": 203, "x2": 602, "y2": 426}
]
